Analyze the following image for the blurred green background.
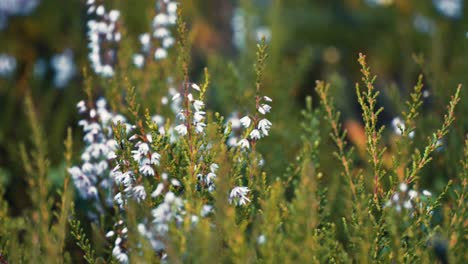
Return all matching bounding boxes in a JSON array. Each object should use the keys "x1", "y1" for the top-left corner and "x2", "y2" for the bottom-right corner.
[{"x1": 0, "y1": 0, "x2": 467, "y2": 214}]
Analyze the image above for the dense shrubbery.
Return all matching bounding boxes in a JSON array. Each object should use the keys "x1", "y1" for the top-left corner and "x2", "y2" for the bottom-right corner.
[{"x1": 1, "y1": 0, "x2": 467, "y2": 263}]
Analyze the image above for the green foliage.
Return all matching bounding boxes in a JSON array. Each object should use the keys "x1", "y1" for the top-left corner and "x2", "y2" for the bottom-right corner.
[{"x1": 0, "y1": 1, "x2": 467, "y2": 263}]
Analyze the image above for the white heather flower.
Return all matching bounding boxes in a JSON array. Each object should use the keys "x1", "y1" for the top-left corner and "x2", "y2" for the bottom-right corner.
[
  {"x1": 399, "y1": 183, "x2": 408, "y2": 192},
  {"x1": 227, "y1": 137, "x2": 238, "y2": 147},
  {"x1": 133, "y1": 54, "x2": 145, "y2": 68},
  {"x1": 161, "y1": 96, "x2": 169, "y2": 105},
  {"x1": 96, "y1": 5, "x2": 105, "y2": 16},
  {"x1": 152, "y1": 183, "x2": 165, "y2": 197},
  {"x1": 250, "y1": 129, "x2": 261, "y2": 140},
  {"x1": 154, "y1": 48, "x2": 168, "y2": 60},
  {"x1": 237, "y1": 138, "x2": 250, "y2": 149},
  {"x1": 403, "y1": 200, "x2": 413, "y2": 209},
  {"x1": 191, "y1": 83, "x2": 201, "y2": 91},
  {"x1": 131, "y1": 150, "x2": 142, "y2": 162},
  {"x1": 187, "y1": 93, "x2": 194, "y2": 102},
  {"x1": 257, "y1": 234, "x2": 266, "y2": 245},
  {"x1": 153, "y1": 13, "x2": 169, "y2": 26},
  {"x1": 167, "y1": 2, "x2": 177, "y2": 13},
  {"x1": 408, "y1": 190, "x2": 418, "y2": 199},
  {"x1": 433, "y1": 0, "x2": 462, "y2": 19},
  {"x1": 258, "y1": 104, "x2": 271, "y2": 115},
  {"x1": 193, "y1": 100, "x2": 204, "y2": 111},
  {"x1": 263, "y1": 96, "x2": 273, "y2": 102},
  {"x1": 171, "y1": 179, "x2": 181, "y2": 187},
  {"x1": 229, "y1": 186, "x2": 251, "y2": 206},
  {"x1": 239, "y1": 116, "x2": 251, "y2": 128},
  {"x1": 105, "y1": 231, "x2": 115, "y2": 238},
  {"x1": 422, "y1": 190, "x2": 432, "y2": 196},
  {"x1": 151, "y1": 152, "x2": 161, "y2": 165},
  {"x1": 138, "y1": 143, "x2": 150, "y2": 155},
  {"x1": 391, "y1": 117, "x2": 415, "y2": 138},
  {"x1": 114, "y1": 192, "x2": 124, "y2": 206},
  {"x1": 109, "y1": 10, "x2": 120, "y2": 22},
  {"x1": 153, "y1": 27, "x2": 170, "y2": 38},
  {"x1": 172, "y1": 93, "x2": 181, "y2": 101},
  {"x1": 391, "y1": 117, "x2": 405, "y2": 135},
  {"x1": 175, "y1": 124, "x2": 188, "y2": 136},
  {"x1": 229, "y1": 116, "x2": 241, "y2": 129},
  {"x1": 176, "y1": 111, "x2": 186, "y2": 121},
  {"x1": 195, "y1": 122, "x2": 206, "y2": 133},
  {"x1": 51, "y1": 49, "x2": 76, "y2": 88},
  {"x1": 140, "y1": 33, "x2": 151, "y2": 46},
  {"x1": 193, "y1": 111, "x2": 205, "y2": 123},
  {"x1": 162, "y1": 37, "x2": 175, "y2": 48},
  {"x1": 258, "y1": 118, "x2": 272, "y2": 136},
  {"x1": 0, "y1": 54, "x2": 17, "y2": 77},
  {"x1": 77, "y1": 100, "x2": 87, "y2": 113},
  {"x1": 201, "y1": 205, "x2": 213, "y2": 217},
  {"x1": 210, "y1": 163, "x2": 219, "y2": 172},
  {"x1": 139, "y1": 163, "x2": 155, "y2": 177},
  {"x1": 114, "y1": 251, "x2": 128, "y2": 264},
  {"x1": 132, "y1": 185, "x2": 146, "y2": 202}
]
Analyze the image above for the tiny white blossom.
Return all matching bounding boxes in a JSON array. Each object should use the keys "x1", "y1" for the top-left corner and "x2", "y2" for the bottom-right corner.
[
  {"x1": 193, "y1": 100, "x2": 204, "y2": 112},
  {"x1": 237, "y1": 138, "x2": 250, "y2": 149},
  {"x1": 193, "y1": 111, "x2": 205, "y2": 123},
  {"x1": 191, "y1": 83, "x2": 201, "y2": 91},
  {"x1": 250, "y1": 129, "x2": 261, "y2": 140},
  {"x1": 77, "y1": 100, "x2": 87, "y2": 113},
  {"x1": 132, "y1": 185, "x2": 147, "y2": 202},
  {"x1": 229, "y1": 186, "x2": 251, "y2": 206},
  {"x1": 105, "y1": 231, "x2": 115, "y2": 238},
  {"x1": 422, "y1": 190, "x2": 432, "y2": 196},
  {"x1": 151, "y1": 152, "x2": 161, "y2": 165},
  {"x1": 138, "y1": 143, "x2": 150, "y2": 155},
  {"x1": 172, "y1": 93, "x2": 181, "y2": 101},
  {"x1": 133, "y1": 54, "x2": 145, "y2": 68},
  {"x1": 258, "y1": 104, "x2": 271, "y2": 115},
  {"x1": 152, "y1": 183, "x2": 165, "y2": 197},
  {"x1": 140, "y1": 163, "x2": 155, "y2": 177},
  {"x1": 109, "y1": 10, "x2": 120, "y2": 22},
  {"x1": 154, "y1": 48, "x2": 168, "y2": 60},
  {"x1": 140, "y1": 33, "x2": 151, "y2": 46},
  {"x1": 408, "y1": 190, "x2": 418, "y2": 199},
  {"x1": 399, "y1": 183, "x2": 408, "y2": 192},
  {"x1": 239, "y1": 116, "x2": 251, "y2": 128},
  {"x1": 175, "y1": 124, "x2": 188, "y2": 136},
  {"x1": 258, "y1": 118, "x2": 272, "y2": 136}
]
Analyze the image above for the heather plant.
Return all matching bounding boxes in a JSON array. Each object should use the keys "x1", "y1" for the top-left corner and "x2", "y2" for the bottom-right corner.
[{"x1": 0, "y1": 1, "x2": 467, "y2": 264}]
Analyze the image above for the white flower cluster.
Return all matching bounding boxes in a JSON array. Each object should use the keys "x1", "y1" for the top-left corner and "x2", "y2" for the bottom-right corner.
[
  {"x1": 0, "y1": 0, "x2": 40, "y2": 30},
  {"x1": 173, "y1": 83, "x2": 206, "y2": 137},
  {"x1": 140, "y1": 191, "x2": 184, "y2": 252},
  {"x1": 51, "y1": 49, "x2": 76, "y2": 88},
  {"x1": 236, "y1": 95, "x2": 273, "y2": 150},
  {"x1": 106, "y1": 220, "x2": 129, "y2": 264},
  {"x1": 433, "y1": 0, "x2": 463, "y2": 19},
  {"x1": 0, "y1": 53, "x2": 16, "y2": 77},
  {"x1": 86, "y1": 0, "x2": 121, "y2": 77},
  {"x1": 70, "y1": 74, "x2": 272, "y2": 260},
  {"x1": 133, "y1": 0, "x2": 177, "y2": 68},
  {"x1": 197, "y1": 163, "x2": 219, "y2": 192},
  {"x1": 68, "y1": 98, "x2": 131, "y2": 212},
  {"x1": 385, "y1": 183, "x2": 433, "y2": 213}
]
